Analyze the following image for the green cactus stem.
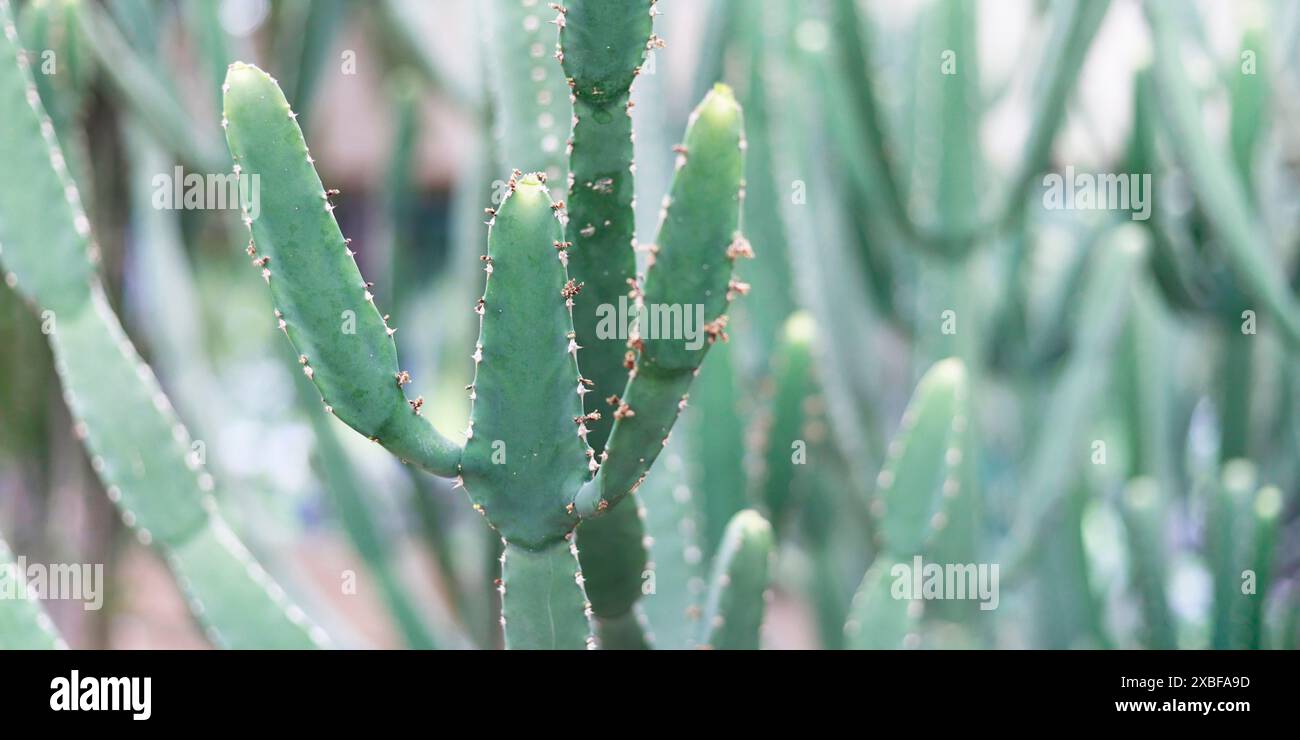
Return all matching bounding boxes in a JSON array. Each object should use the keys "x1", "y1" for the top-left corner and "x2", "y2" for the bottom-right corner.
[
  {"x1": 699, "y1": 509, "x2": 774, "y2": 650},
  {"x1": 0, "y1": 8, "x2": 325, "y2": 648},
  {"x1": 458, "y1": 171, "x2": 590, "y2": 548},
  {"x1": 575, "y1": 83, "x2": 748, "y2": 515},
  {"x1": 1145, "y1": 0, "x2": 1300, "y2": 348},
  {"x1": 0, "y1": 535, "x2": 66, "y2": 649},
  {"x1": 554, "y1": 0, "x2": 655, "y2": 648},
  {"x1": 871, "y1": 358, "x2": 968, "y2": 557},
  {"x1": 483, "y1": 0, "x2": 573, "y2": 181},
  {"x1": 844, "y1": 558, "x2": 919, "y2": 650},
  {"x1": 756, "y1": 311, "x2": 817, "y2": 532},
  {"x1": 843, "y1": 358, "x2": 969, "y2": 649},
  {"x1": 222, "y1": 62, "x2": 462, "y2": 479},
  {"x1": 1118, "y1": 478, "x2": 1176, "y2": 649},
  {"x1": 500, "y1": 539, "x2": 594, "y2": 649},
  {"x1": 637, "y1": 437, "x2": 707, "y2": 648}
]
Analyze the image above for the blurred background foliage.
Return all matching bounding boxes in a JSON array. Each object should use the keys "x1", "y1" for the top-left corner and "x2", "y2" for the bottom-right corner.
[{"x1": 0, "y1": 0, "x2": 1297, "y2": 649}]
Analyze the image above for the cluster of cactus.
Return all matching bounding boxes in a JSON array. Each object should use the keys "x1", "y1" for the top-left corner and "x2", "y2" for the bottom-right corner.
[{"x1": 1, "y1": 0, "x2": 1297, "y2": 651}]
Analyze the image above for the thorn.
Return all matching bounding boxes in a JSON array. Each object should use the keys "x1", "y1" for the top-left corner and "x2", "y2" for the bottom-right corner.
[
  {"x1": 726, "y1": 279, "x2": 752, "y2": 301},
  {"x1": 727, "y1": 235, "x2": 755, "y2": 260},
  {"x1": 606, "y1": 395, "x2": 621, "y2": 407},
  {"x1": 561, "y1": 279, "x2": 583, "y2": 299},
  {"x1": 409, "y1": 396, "x2": 424, "y2": 414},
  {"x1": 703, "y1": 316, "x2": 730, "y2": 344},
  {"x1": 624, "y1": 351, "x2": 636, "y2": 370},
  {"x1": 395, "y1": 370, "x2": 411, "y2": 387}
]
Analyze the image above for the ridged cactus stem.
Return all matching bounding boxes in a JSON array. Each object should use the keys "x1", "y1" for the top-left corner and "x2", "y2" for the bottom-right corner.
[
  {"x1": 0, "y1": 6, "x2": 325, "y2": 648},
  {"x1": 845, "y1": 358, "x2": 969, "y2": 649},
  {"x1": 699, "y1": 510, "x2": 774, "y2": 649},
  {"x1": 500, "y1": 539, "x2": 594, "y2": 649},
  {"x1": 0, "y1": 535, "x2": 67, "y2": 649},
  {"x1": 222, "y1": 62, "x2": 462, "y2": 479},
  {"x1": 557, "y1": 0, "x2": 654, "y2": 454},
  {"x1": 575, "y1": 83, "x2": 748, "y2": 515},
  {"x1": 556, "y1": 0, "x2": 656, "y2": 647}
]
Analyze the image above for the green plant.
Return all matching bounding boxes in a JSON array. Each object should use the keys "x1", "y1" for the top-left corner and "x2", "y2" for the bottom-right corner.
[
  {"x1": 219, "y1": 0, "x2": 754, "y2": 649},
  {"x1": 0, "y1": 0, "x2": 324, "y2": 649}
]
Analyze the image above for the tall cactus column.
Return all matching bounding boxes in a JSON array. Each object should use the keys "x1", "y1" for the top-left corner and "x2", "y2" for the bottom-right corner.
[{"x1": 557, "y1": 0, "x2": 657, "y2": 648}]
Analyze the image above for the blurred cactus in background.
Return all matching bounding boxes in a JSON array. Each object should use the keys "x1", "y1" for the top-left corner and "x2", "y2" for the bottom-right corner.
[{"x1": 0, "y1": 0, "x2": 1296, "y2": 650}]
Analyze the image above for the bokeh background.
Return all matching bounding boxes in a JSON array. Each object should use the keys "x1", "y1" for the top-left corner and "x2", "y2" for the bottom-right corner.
[{"x1": 1, "y1": 0, "x2": 1298, "y2": 649}]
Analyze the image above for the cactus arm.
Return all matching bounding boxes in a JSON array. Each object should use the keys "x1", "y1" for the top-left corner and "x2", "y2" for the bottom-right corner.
[
  {"x1": 576, "y1": 83, "x2": 747, "y2": 514},
  {"x1": 482, "y1": 0, "x2": 572, "y2": 182},
  {"x1": 757, "y1": 312, "x2": 817, "y2": 533},
  {"x1": 844, "y1": 558, "x2": 919, "y2": 650},
  {"x1": 221, "y1": 63, "x2": 462, "y2": 478},
  {"x1": 0, "y1": 12, "x2": 326, "y2": 648},
  {"x1": 638, "y1": 438, "x2": 706, "y2": 648},
  {"x1": 459, "y1": 172, "x2": 591, "y2": 549},
  {"x1": 699, "y1": 510, "x2": 774, "y2": 650},
  {"x1": 1145, "y1": 0, "x2": 1300, "y2": 348},
  {"x1": 165, "y1": 518, "x2": 330, "y2": 649},
  {"x1": 872, "y1": 358, "x2": 969, "y2": 558},
  {"x1": 1117, "y1": 478, "x2": 1177, "y2": 649},
  {"x1": 0, "y1": 18, "x2": 94, "y2": 316},
  {"x1": 0, "y1": 536, "x2": 66, "y2": 649},
  {"x1": 578, "y1": 500, "x2": 649, "y2": 649},
  {"x1": 557, "y1": 0, "x2": 653, "y2": 454},
  {"x1": 18, "y1": 0, "x2": 91, "y2": 140},
  {"x1": 685, "y1": 339, "x2": 747, "y2": 556},
  {"x1": 500, "y1": 540, "x2": 594, "y2": 649},
  {"x1": 1239, "y1": 487, "x2": 1282, "y2": 649},
  {"x1": 842, "y1": 359, "x2": 968, "y2": 648},
  {"x1": 1207, "y1": 460, "x2": 1279, "y2": 649}
]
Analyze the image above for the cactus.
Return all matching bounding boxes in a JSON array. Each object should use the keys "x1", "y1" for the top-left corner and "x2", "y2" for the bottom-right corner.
[
  {"x1": 220, "y1": 0, "x2": 746, "y2": 643},
  {"x1": 1, "y1": 0, "x2": 1296, "y2": 656},
  {"x1": 844, "y1": 358, "x2": 968, "y2": 650},
  {"x1": 0, "y1": 534, "x2": 66, "y2": 650},
  {"x1": 0, "y1": 0, "x2": 325, "y2": 649},
  {"x1": 699, "y1": 509, "x2": 774, "y2": 650}
]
